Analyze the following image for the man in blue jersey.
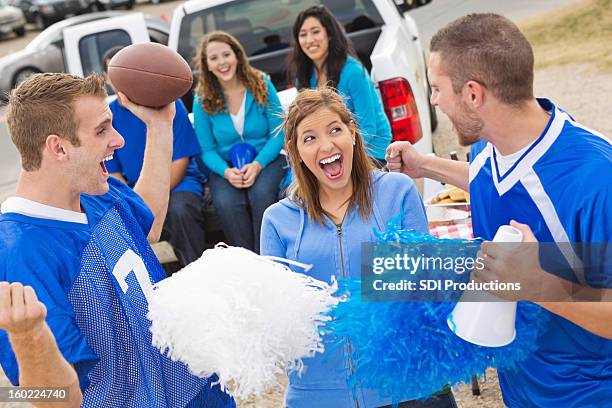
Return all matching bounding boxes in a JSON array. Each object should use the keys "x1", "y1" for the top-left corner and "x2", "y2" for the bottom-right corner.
[
  {"x1": 0, "y1": 73, "x2": 234, "y2": 407},
  {"x1": 103, "y1": 47, "x2": 207, "y2": 268},
  {"x1": 386, "y1": 13, "x2": 611, "y2": 407}
]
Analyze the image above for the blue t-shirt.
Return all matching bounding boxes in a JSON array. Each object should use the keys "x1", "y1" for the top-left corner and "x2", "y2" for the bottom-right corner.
[
  {"x1": 107, "y1": 98, "x2": 205, "y2": 195},
  {"x1": 469, "y1": 99, "x2": 612, "y2": 407},
  {"x1": 0, "y1": 178, "x2": 234, "y2": 408}
]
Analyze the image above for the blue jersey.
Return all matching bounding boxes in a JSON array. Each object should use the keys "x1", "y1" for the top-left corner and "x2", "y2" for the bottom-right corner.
[
  {"x1": 107, "y1": 98, "x2": 205, "y2": 195},
  {"x1": 469, "y1": 99, "x2": 612, "y2": 407},
  {"x1": 0, "y1": 178, "x2": 233, "y2": 408}
]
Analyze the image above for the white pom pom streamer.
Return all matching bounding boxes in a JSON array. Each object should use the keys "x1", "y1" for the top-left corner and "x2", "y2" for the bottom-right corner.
[{"x1": 147, "y1": 244, "x2": 339, "y2": 400}]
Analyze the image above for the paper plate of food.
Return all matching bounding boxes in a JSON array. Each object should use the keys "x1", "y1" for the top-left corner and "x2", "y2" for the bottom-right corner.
[
  {"x1": 426, "y1": 185, "x2": 470, "y2": 206},
  {"x1": 425, "y1": 185, "x2": 471, "y2": 225}
]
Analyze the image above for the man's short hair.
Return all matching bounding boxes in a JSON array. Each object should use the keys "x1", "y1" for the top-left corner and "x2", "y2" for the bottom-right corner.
[
  {"x1": 430, "y1": 13, "x2": 534, "y2": 106},
  {"x1": 103, "y1": 46, "x2": 124, "y2": 74},
  {"x1": 6, "y1": 73, "x2": 106, "y2": 171}
]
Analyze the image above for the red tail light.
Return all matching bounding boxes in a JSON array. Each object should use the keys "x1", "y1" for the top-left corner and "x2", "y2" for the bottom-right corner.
[{"x1": 379, "y1": 77, "x2": 422, "y2": 143}]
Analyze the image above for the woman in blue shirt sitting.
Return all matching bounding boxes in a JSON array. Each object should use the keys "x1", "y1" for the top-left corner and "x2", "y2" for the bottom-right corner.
[
  {"x1": 193, "y1": 31, "x2": 285, "y2": 253},
  {"x1": 261, "y1": 88, "x2": 456, "y2": 408},
  {"x1": 287, "y1": 5, "x2": 392, "y2": 165}
]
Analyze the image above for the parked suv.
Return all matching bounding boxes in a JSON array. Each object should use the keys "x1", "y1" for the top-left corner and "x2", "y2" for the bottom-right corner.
[
  {"x1": 0, "y1": 0, "x2": 26, "y2": 37},
  {"x1": 87, "y1": 0, "x2": 134, "y2": 12},
  {"x1": 0, "y1": 12, "x2": 169, "y2": 99},
  {"x1": 6, "y1": 0, "x2": 89, "y2": 29}
]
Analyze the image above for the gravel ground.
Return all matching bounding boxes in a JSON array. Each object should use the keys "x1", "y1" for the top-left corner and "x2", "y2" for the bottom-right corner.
[{"x1": 1, "y1": 62, "x2": 610, "y2": 408}]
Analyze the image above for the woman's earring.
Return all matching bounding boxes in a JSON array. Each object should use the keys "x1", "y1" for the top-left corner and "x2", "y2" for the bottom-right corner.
[{"x1": 352, "y1": 139, "x2": 356, "y2": 146}]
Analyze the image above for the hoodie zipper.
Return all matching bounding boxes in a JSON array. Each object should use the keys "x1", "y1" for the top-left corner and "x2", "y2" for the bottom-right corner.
[{"x1": 336, "y1": 223, "x2": 360, "y2": 408}]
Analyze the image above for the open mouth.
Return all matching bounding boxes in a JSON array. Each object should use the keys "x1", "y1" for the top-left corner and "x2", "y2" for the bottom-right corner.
[
  {"x1": 100, "y1": 154, "x2": 113, "y2": 176},
  {"x1": 319, "y1": 153, "x2": 344, "y2": 180}
]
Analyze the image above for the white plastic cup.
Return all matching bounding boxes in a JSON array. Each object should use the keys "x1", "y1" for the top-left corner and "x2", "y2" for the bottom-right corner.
[{"x1": 447, "y1": 225, "x2": 523, "y2": 347}]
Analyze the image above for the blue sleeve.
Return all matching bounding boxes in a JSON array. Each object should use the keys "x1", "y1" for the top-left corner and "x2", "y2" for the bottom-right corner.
[
  {"x1": 401, "y1": 178, "x2": 429, "y2": 234},
  {"x1": 469, "y1": 141, "x2": 487, "y2": 163},
  {"x1": 172, "y1": 99, "x2": 201, "y2": 161},
  {"x1": 108, "y1": 177, "x2": 154, "y2": 237},
  {"x1": 106, "y1": 100, "x2": 123, "y2": 174},
  {"x1": 578, "y1": 187, "x2": 612, "y2": 288},
  {"x1": 105, "y1": 155, "x2": 123, "y2": 175},
  {"x1": 193, "y1": 95, "x2": 230, "y2": 177},
  {"x1": 254, "y1": 77, "x2": 285, "y2": 169},
  {"x1": 260, "y1": 206, "x2": 288, "y2": 258},
  {"x1": 341, "y1": 61, "x2": 380, "y2": 148},
  {"x1": 0, "y1": 247, "x2": 98, "y2": 390}
]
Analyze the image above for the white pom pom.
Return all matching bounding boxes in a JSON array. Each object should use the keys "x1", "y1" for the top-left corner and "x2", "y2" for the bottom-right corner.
[{"x1": 147, "y1": 244, "x2": 339, "y2": 400}]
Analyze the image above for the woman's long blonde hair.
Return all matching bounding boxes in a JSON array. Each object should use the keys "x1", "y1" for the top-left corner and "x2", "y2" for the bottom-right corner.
[
  {"x1": 194, "y1": 31, "x2": 268, "y2": 114},
  {"x1": 284, "y1": 87, "x2": 375, "y2": 224}
]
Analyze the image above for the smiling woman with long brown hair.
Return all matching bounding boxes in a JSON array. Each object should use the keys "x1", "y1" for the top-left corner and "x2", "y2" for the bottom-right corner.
[
  {"x1": 193, "y1": 31, "x2": 285, "y2": 253},
  {"x1": 287, "y1": 5, "x2": 392, "y2": 165},
  {"x1": 261, "y1": 88, "x2": 456, "y2": 408}
]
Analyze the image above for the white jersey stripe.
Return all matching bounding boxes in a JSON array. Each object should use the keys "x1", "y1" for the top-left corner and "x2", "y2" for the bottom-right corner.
[
  {"x1": 566, "y1": 118, "x2": 611, "y2": 144},
  {"x1": 493, "y1": 107, "x2": 567, "y2": 196},
  {"x1": 520, "y1": 169, "x2": 586, "y2": 284},
  {"x1": 469, "y1": 142, "x2": 491, "y2": 183}
]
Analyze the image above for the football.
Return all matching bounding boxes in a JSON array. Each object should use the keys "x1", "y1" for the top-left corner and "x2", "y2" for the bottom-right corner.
[{"x1": 107, "y1": 42, "x2": 193, "y2": 108}]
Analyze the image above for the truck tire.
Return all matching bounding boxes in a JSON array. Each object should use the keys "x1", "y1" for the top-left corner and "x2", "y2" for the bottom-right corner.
[
  {"x1": 88, "y1": 2, "x2": 106, "y2": 11},
  {"x1": 429, "y1": 97, "x2": 438, "y2": 133},
  {"x1": 33, "y1": 14, "x2": 46, "y2": 30},
  {"x1": 14, "y1": 26, "x2": 26, "y2": 37},
  {"x1": 427, "y1": 81, "x2": 438, "y2": 132},
  {"x1": 13, "y1": 68, "x2": 41, "y2": 88},
  {"x1": 424, "y1": 55, "x2": 438, "y2": 133}
]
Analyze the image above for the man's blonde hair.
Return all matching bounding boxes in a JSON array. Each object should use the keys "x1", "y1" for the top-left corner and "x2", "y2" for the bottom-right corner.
[{"x1": 6, "y1": 73, "x2": 106, "y2": 171}]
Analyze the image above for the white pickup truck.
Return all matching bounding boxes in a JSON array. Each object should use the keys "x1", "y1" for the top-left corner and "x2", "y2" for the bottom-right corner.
[
  {"x1": 166, "y1": 0, "x2": 436, "y2": 154},
  {"x1": 54, "y1": 1, "x2": 435, "y2": 263},
  {"x1": 60, "y1": 1, "x2": 436, "y2": 153}
]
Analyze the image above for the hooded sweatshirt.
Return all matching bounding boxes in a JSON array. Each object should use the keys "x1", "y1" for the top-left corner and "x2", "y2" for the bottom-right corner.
[{"x1": 261, "y1": 171, "x2": 429, "y2": 408}]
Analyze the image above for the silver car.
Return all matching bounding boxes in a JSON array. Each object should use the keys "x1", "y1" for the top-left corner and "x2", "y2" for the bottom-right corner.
[
  {"x1": 0, "y1": 11, "x2": 169, "y2": 101},
  {"x1": 0, "y1": 0, "x2": 26, "y2": 38}
]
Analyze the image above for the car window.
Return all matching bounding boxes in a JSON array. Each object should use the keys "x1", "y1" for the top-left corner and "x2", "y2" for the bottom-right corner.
[
  {"x1": 148, "y1": 27, "x2": 169, "y2": 45},
  {"x1": 78, "y1": 29, "x2": 131, "y2": 76},
  {"x1": 28, "y1": 27, "x2": 62, "y2": 50},
  {"x1": 176, "y1": 0, "x2": 383, "y2": 62}
]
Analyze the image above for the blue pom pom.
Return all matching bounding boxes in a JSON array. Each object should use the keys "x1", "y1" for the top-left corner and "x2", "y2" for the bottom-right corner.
[{"x1": 328, "y1": 216, "x2": 549, "y2": 404}]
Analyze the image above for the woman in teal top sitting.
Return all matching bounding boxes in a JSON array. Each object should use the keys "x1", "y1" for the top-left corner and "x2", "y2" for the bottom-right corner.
[
  {"x1": 287, "y1": 5, "x2": 392, "y2": 165},
  {"x1": 193, "y1": 31, "x2": 285, "y2": 253}
]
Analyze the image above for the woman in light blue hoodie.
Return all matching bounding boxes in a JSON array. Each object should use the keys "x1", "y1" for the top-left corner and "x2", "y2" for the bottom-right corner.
[
  {"x1": 261, "y1": 88, "x2": 456, "y2": 408},
  {"x1": 287, "y1": 5, "x2": 392, "y2": 164}
]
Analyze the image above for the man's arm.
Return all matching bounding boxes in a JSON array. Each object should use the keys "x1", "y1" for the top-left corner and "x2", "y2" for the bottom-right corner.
[
  {"x1": 118, "y1": 93, "x2": 176, "y2": 243},
  {"x1": 169, "y1": 158, "x2": 189, "y2": 191},
  {"x1": 116, "y1": 158, "x2": 187, "y2": 192},
  {"x1": 538, "y1": 302, "x2": 612, "y2": 340},
  {"x1": 476, "y1": 221, "x2": 612, "y2": 339},
  {"x1": 386, "y1": 141, "x2": 469, "y2": 191},
  {"x1": 0, "y1": 282, "x2": 82, "y2": 408}
]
